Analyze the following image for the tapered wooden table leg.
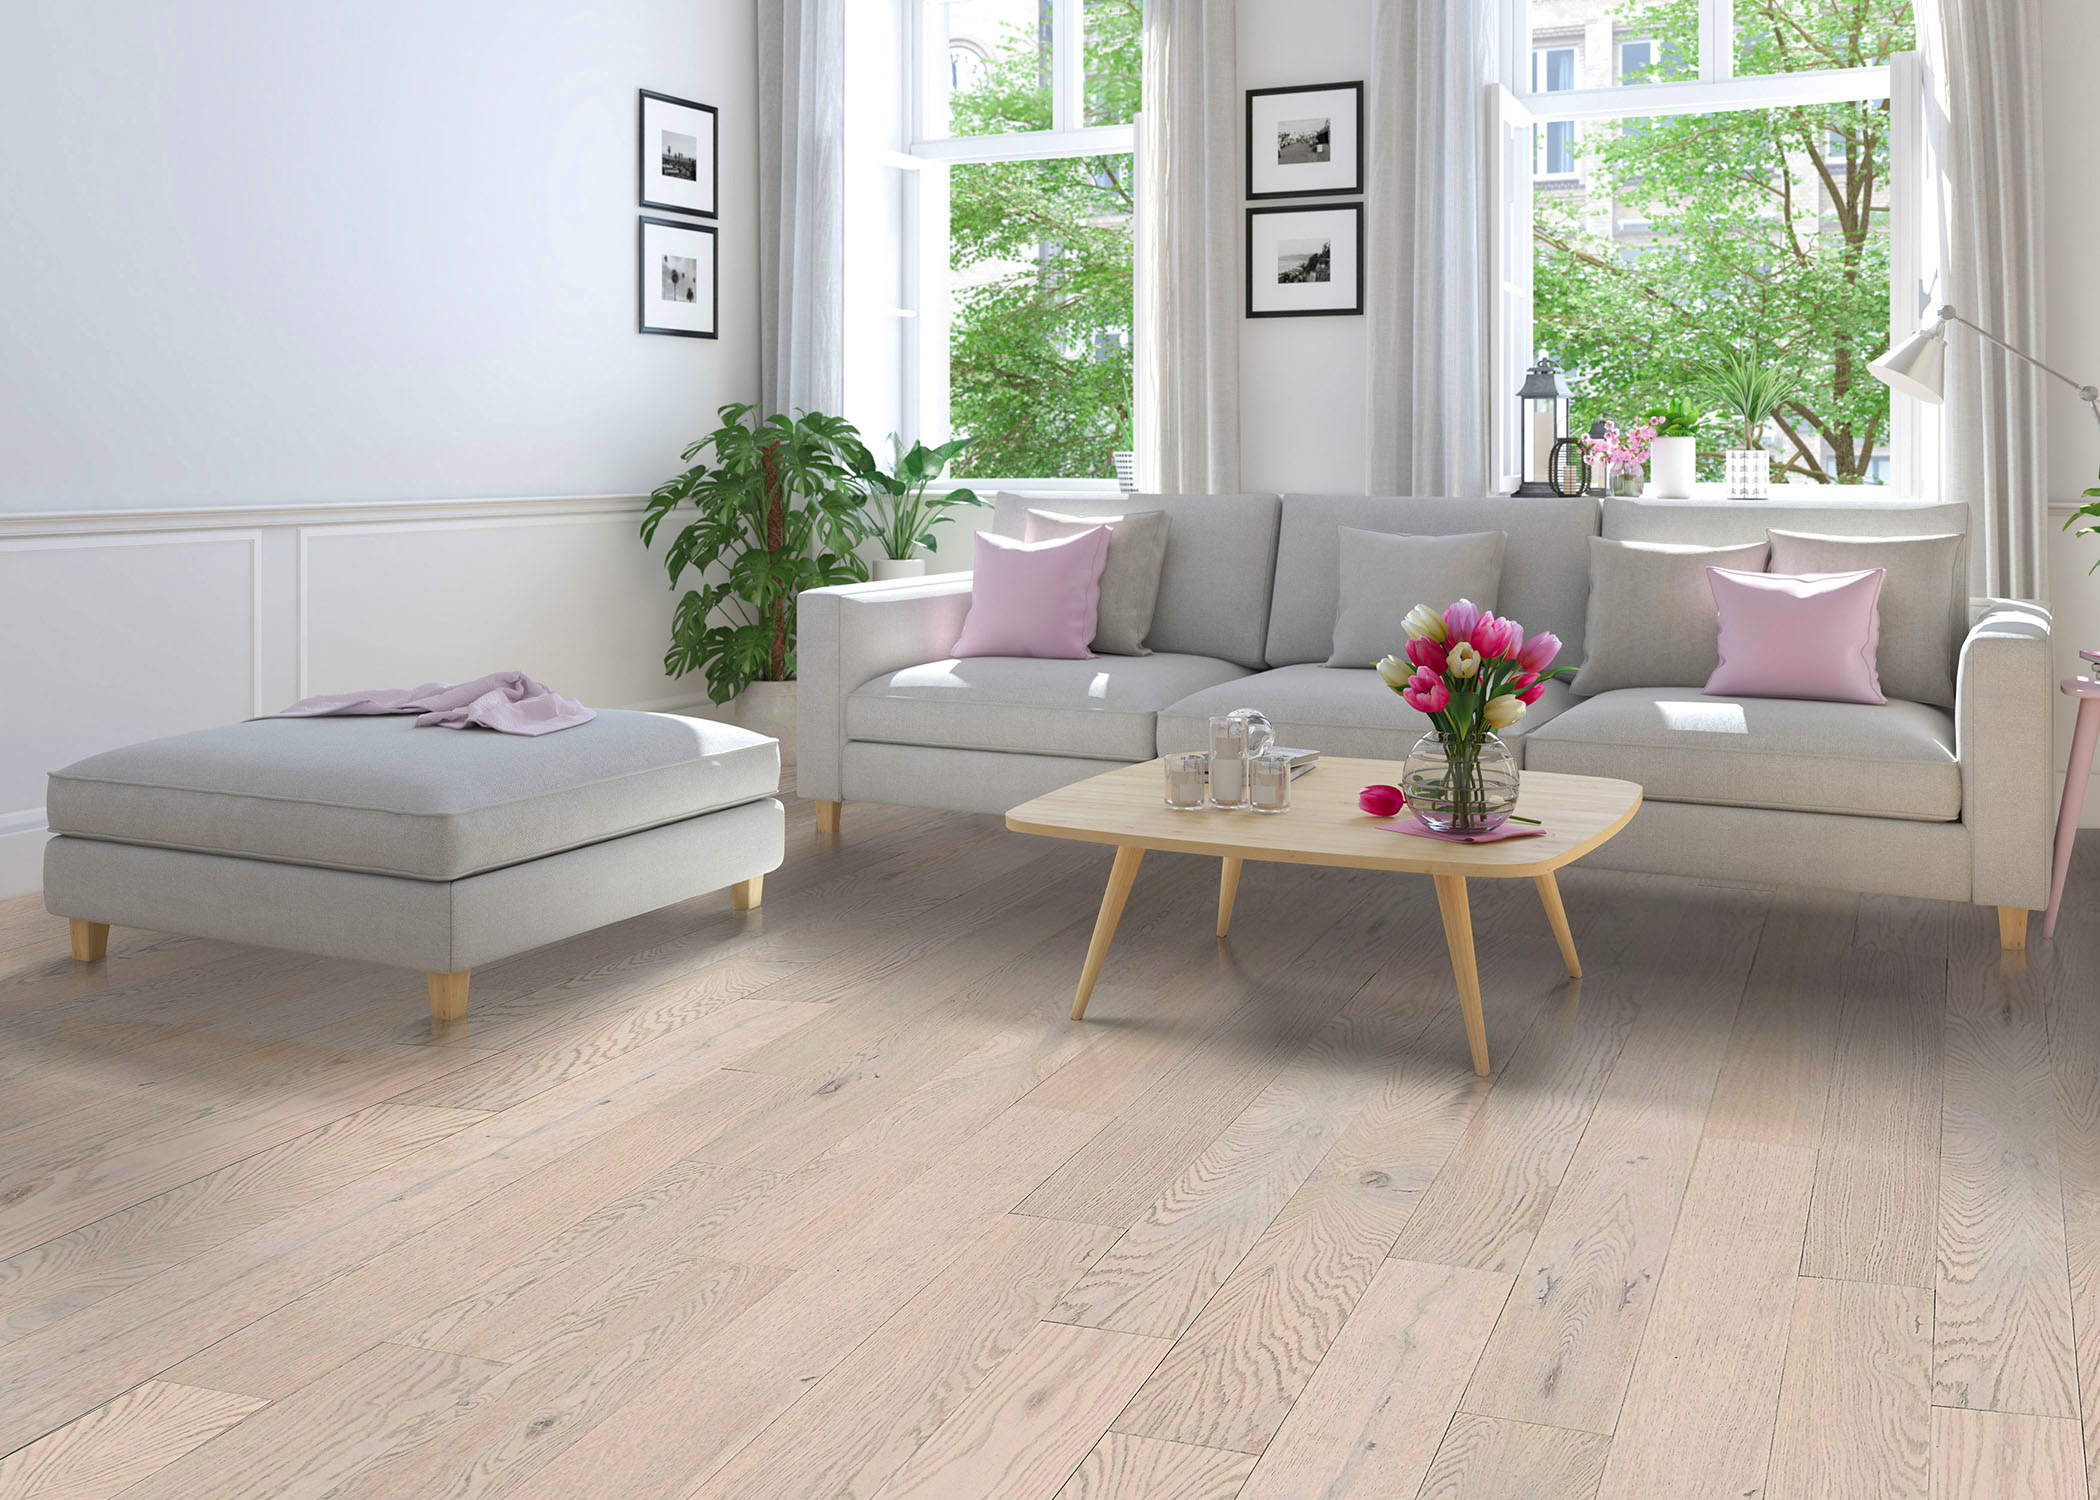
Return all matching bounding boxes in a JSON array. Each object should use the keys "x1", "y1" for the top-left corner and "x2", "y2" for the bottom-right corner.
[
  {"x1": 1433, "y1": 875, "x2": 1491, "y2": 1077},
  {"x1": 1072, "y1": 846, "x2": 1145, "y2": 1020},
  {"x1": 1534, "y1": 871, "x2": 1581, "y2": 978},
  {"x1": 1216, "y1": 857, "x2": 1243, "y2": 939}
]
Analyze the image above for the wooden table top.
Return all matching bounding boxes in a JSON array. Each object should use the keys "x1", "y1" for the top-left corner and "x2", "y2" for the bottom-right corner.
[{"x1": 1006, "y1": 758, "x2": 1643, "y2": 880}]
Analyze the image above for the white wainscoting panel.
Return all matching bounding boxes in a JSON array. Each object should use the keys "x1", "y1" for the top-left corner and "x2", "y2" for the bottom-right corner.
[{"x1": 0, "y1": 496, "x2": 704, "y2": 898}]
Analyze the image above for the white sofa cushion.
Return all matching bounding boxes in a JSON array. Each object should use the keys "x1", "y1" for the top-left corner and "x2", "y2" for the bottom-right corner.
[
  {"x1": 45, "y1": 711, "x2": 780, "y2": 881},
  {"x1": 1570, "y1": 537, "x2": 1772, "y2": 695},
  {"x1": 1156, "y1": 663, "x2": 1576, "y2": 764},
  {"x1": 847, "y1": 653, "x2": 1251, "y2": 762},
  {"x1": 1325, "y1": 526, "x2": 1507, "y2": 668},
  {"x1": 1522, "y1": 686, "x2": 1960, "y2": 821},
  {"x1": 1767, "y1": 529, "x2": 1965, "y2": 708}
]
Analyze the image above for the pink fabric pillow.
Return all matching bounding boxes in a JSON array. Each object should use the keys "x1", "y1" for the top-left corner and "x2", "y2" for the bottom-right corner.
[
  {"x1": 1704, "y1": 566, "x2": 1887, "y2": 704},
  {"x1": 949, "y1": 526, "x2": 1113, "y2": 659}
]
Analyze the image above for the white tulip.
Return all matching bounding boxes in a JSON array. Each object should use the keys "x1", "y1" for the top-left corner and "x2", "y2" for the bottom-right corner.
[
  {"x1": 1447, "y1": 642, "x2": 1482, "y2": 679},
  {"x1": 1376, "y1": 655, "x2": 1411, "y2": 688},
  {"x1": 1484, "y1": 693, "x2": 1526, "y2": 729},
  {"x1": 1401, "y1": 604, "x2": 1447, "y2": 642}
]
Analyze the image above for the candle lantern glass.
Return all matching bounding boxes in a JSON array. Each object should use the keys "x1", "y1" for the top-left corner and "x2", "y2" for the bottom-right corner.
[
  {"x1": 1248, "y1": 752, "x2": 1293, "y2": 814},
  {"x1": 1163, "y1": 752, "x2": 1208, "y2": 811},
  {"x1": 1513, "y1": 358, "x2": 1573, "y2": 497}
]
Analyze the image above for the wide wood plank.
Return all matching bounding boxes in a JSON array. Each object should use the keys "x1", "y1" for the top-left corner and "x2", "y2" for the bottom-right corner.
[
  {"x1": 1933, "y1": 907, "x2": 2078, "y2": 1417},
  {"x1": 1416, "y1": 1412, "x2": 1610, "y2": 1500},
  {"x1": 869, "y1": 1321, "x2": 1169, "y2": 1500},
  {"x1": 1928, "y1": 1407, "x2": 2084, "y2": 1500},
  {"x1": 1588, "y1": 1138, "x2": 1817, "y2": 1500},
  {"x1": 1704, "y1": 887, "x2": 1855, "y2": 1147},
  {"x1": 1236, "y1": 1258, "x2": 1511, "y2": 1500},
  {"x1": 1461, "y1": 890, "x2": 1765, "y2": 1434},
  {"x1": 1766, "y1": 1277, "x2": 1931, "y2": 1500},
  {"x1": 0, "y1": 1380, "x2": 264, "y2": 1500},
  {"x1": 1053, "y1": 1434, "x2": 1255, "y2": 1500},
  {"x1": 692, "y1": 1214, "x2": 1118, "y2": 1500},
  {"x1": 1803, "y1": 898, "x2": 1946, "y2": 1287},
  {"x1": 2045, "y1": 919, "x2": 2100, "y2": 1500}
]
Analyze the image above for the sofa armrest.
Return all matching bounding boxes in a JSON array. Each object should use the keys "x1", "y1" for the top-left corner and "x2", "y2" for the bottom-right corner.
[
  {"x1": 795, "y1": 573, "x2": 975, "y2": 801},
  {"x1": 1958, "y1": 597, "x2": 2053, "y2": 910}
]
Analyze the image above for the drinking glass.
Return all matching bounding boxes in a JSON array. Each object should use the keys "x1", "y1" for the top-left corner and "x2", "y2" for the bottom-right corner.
[
  {"x1": 1248, "y1": 751, "x2": 1293, "y2": 814},
  {"x1": 1163, "y1": 752, "x2": 1209, "y2": 810}
]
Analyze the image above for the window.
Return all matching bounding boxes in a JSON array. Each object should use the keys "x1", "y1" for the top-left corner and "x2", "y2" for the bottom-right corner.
[
  {"x1": 1532, "y1": 46, "x2": 1577, "y2": 177},
  {"x1": 1503, "y1": 0, "x2": 1915, "y2": 490},
  {"x1": 904, "y1": 1, "x2": 1140, "y2": 482}
]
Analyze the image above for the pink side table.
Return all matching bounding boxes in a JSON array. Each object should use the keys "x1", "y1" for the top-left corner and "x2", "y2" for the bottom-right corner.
[{"x1": 2046, "y1": 656, "x2": 2100, "y2": 942}]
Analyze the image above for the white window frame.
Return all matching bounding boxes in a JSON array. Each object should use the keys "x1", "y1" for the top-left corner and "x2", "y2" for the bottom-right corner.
[
  {"x1": 1497, "y1": 0, "x2": 1924, "y2": 495},
  {"x1": 1531, "y1": 45, "x2": 1580, "y2": 180},
  {"x1": 900, "y1": 3, "x2": 1138, "y2": 491}
]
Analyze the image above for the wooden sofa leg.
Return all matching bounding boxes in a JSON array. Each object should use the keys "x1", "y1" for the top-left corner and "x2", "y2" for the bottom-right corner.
[
  {"x1": 731, "y1": 875, "x2": 763, "y2": 911},
  {"x1": 816, "y1": 800, "x2": 842, "y2": 837},
  {"x1": 1998, "y1": 908, "x2": 2029, "y2": 950},
  {"x1": 427, "y1": 969, "x2": 470, "y2": 1022},
  {"x1": 68, "y1": 919, "x2": 110, "y2": 962}
]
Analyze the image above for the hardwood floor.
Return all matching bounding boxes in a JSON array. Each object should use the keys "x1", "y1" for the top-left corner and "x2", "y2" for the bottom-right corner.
[{"x1": 1, "y1": 795, "x2": 2098, "y2": 1499}]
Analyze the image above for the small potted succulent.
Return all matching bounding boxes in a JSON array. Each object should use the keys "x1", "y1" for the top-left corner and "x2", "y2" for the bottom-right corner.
[
  {"x1": 1644, "y1": 397, "x2": 1705, "y2": 498},
  {"x1": 854, "y1": 436, "x2": 985, "y2": 580}
]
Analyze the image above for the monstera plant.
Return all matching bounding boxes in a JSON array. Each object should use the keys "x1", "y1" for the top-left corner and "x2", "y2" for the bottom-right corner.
[{"x1": 641, "y1": 403, "x2": 874, "y2": 705}]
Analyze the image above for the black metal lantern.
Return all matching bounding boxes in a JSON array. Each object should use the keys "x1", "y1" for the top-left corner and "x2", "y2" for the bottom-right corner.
[{"x1": 1512, "y1": 358, "x2": 1572, "y2": 497}]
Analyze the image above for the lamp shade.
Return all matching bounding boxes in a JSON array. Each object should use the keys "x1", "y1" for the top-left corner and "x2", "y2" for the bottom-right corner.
[{"x1": 1869, "y1": 322, "x2": 1947, "y2": 404}]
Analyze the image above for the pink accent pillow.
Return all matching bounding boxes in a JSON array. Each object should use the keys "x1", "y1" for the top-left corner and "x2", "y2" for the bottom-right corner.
[
  {"x1": 949, "y1": 526, "x2": 1113, "y2": 659},
  {"x1": 1703, "y1": 567, "x2": 1887, "y2": 704}
]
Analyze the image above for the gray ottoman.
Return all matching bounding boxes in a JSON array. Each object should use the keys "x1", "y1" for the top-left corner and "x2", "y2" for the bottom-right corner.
[{"x1": 42, "y1": 711, "x2": 785, "y2": 1020}]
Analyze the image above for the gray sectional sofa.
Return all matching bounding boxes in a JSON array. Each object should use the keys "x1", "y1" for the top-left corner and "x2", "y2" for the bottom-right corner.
[{"x1": 798, "y1": 493, "x2": 2052, "y2": 928}]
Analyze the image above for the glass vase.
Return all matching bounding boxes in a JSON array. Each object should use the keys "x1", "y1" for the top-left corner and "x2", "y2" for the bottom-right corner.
[{"x1": 1401, "y1": 730, "x2": 1520, "y2": 835}]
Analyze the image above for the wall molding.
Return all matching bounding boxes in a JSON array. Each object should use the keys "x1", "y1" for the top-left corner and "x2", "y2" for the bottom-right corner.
[{"x1": 0, "y1": 492, "x2": 645, "y2": 539}]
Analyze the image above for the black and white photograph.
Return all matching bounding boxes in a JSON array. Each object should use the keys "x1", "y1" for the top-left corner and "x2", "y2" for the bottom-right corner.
[
  {"x1": 1246, "y1": 203, "x2": 1361, "y2": 317},
  {"x1": 639, "y1": 216, "x2": 717, "y2": 337},
  {"x1": 1246, "y1": 81, "x2": 1363, "y2": 199},
  {"x1": 639, "y1": 89, "x2": 717, "y2": 217}
]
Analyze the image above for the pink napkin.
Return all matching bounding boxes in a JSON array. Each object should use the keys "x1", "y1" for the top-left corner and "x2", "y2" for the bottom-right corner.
[{"x1": 1380, "y1": 817, "x2": 1545, "y2": 845}]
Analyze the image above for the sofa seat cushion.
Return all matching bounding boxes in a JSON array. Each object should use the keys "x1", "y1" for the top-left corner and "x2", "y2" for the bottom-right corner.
[
  {"x1": 1521, "y1": 687, "x2": 1959, "y2": 821},
  {"x1": 45, "y1": 711, "x2": 779, "y2": 881},
  {"x1": 1156, "y1": 664, "x2": 1576, "y2": 766},
  {"x1": 847, "y1": 653, "x2": 1252, "y2": 762}
]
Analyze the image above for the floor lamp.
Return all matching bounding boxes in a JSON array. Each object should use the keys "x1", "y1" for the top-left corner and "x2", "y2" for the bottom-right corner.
[{"x1": 1869, "y1": 303, "x2": 2100, "y2": 432}]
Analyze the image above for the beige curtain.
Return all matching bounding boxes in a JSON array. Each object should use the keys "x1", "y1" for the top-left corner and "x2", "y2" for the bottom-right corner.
[
  {"x1": 1919, "y1": 0, "x2": 2049, "y2": 598},
  {"x1": 757, "y1": 0, "x2": 846, "y2": 417},
  {"x1": 1137, "y1": 0, "x2": 1239, "y2": 493},
  {"x1": 1365, "y1": 0, "x2": 1495, "y2": 496}
]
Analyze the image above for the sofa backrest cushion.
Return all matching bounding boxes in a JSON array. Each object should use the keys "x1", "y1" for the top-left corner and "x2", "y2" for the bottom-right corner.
[
  {"x1": 1602, "y1": 497, "x2": 1972, "y2": 691},
  {"x1": 1266, "y1": 495, "x2": 1600, "y2": 668},
  {"x1": 995, "y1": 492, "x2": 1281, "y2": 669}
]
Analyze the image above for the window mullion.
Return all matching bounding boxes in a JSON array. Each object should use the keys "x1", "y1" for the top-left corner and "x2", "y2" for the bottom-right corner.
[
  {"x1": 1052, "y1": 0, "x2": 1084, "y2": 133},
  {"x1": 1702, "y1": 0, "x2": 1736, "y2": 81}
]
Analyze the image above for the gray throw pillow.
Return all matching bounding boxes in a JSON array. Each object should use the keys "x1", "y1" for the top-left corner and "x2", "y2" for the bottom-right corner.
[
  {"x1": 1024, "y1": 507, "x2": 1170, "y2": 655},
  {"x1": 1572, "y1": 537, "x2": 1771, "y2": 695},
  {"x1": 1767, "y1": 530, "x2": 1965, "y2": 707},
  {"x1": 1326, "y1": 527, "x2": 1508, "y2": 668}
]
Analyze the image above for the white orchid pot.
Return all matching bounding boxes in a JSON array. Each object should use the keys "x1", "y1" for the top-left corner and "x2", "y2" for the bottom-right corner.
[
  {"x1": 871, "y1": 557, "x2": 927, "y2": 581},
  {"x1": 1650, "y1": 436, "x2": 1697, "y2": 498}
]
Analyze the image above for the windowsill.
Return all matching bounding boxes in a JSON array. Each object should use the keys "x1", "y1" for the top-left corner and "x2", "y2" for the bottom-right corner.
[{"x1": 957, "y1": 477, "x2": 1124, "y2": 495}]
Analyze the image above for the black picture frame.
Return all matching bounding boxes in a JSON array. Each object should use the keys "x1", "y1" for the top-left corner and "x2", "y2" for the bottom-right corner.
[
  {"x1": 639, "y1": 216, "x2": 719, "y2": 339},
  {"x1": 1245, "y1": 81, "x2": 1365, "y2": 201},
  {"x1": 1245, "y1": 203, "x2": 1364, "y2": 319},
  {"x1": 639, "y1": 88, "x2": 719, "y2": 219}
]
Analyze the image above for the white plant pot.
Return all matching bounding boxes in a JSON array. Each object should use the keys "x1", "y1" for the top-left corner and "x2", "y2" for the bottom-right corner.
[
  {"x1": 871, "y1": 557, "x2": 927, "y2": 581},
  {"x1": 1650, "y1": 436, "x2": 1697, "y2": 498},
  {"x1": 721, "y1": 680, "x2": 797, "y2": 763},
  {"x1": 1723, "y1": 448, "x2": 1771, "y2": 500}
]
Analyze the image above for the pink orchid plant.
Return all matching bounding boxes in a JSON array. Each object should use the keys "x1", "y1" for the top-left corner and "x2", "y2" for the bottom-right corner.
[{"x1": 1578, "y1": 418, "x2": 1658, "y2": 478}]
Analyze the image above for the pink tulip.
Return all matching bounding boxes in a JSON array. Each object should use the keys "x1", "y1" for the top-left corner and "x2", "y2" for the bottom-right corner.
[
  {"x1": 1517, "y1": 683, "x2": 1546, "y2": 705},
  {"x1": 1442, "y1": 599, "x2": 1483, "y2": 645},
  {"x1": 1510, "y1": 670, "x2": 1539, "y2": 692},
  {"x1": 1358, "y1": 783, "x2": 1405, "y2": 818},
  {"x1": 1516, "y1": 631, "x2": 1562, "y2": 673},
  {"x1": 1403, "y1": 677, "x2": 1451, "y2": 714},
  {"x1": 1405, "y1": 636, "x2": 1447, "y2": 674},
  {"x1": 1472, "y1": 615, "x2": 1519, "y2": 660}
]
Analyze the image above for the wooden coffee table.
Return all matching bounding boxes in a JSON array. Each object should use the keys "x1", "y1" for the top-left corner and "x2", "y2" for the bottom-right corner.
[{"x1": 1006, "y1": 758, "x2": 1642, "y2": 1075}]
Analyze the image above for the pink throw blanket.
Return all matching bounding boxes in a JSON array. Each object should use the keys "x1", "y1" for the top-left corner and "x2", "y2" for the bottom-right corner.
[{"x1": 261, "y1": 671, "x2": 595, "y2": 736}]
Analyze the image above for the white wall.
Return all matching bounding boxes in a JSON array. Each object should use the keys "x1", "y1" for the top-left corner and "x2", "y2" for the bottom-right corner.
[
  {"x1": 1237, "y1": 0, "x2": 1375, "y2": 495},
  {"x1": 0, "y1": 0, "x2": 758, "y2": 896},
  {"x1": 0, "y1": 0, "x2": 756, "y2": 509}
]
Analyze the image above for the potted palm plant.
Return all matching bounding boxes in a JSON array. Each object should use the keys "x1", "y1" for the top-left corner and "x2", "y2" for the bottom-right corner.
[
  {"x1": 640, "y1": 403, "x2": 874, "y2": 752},
  {"x1": 1644, "y1": 397, "x2": 1705, "y2": 498},
  {"x1": 1696, "y1": 351, "x2": 1795, "y2": 500},
  {"x1": 854, "y1": 436, "x2": 985, "y2": 579}
]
